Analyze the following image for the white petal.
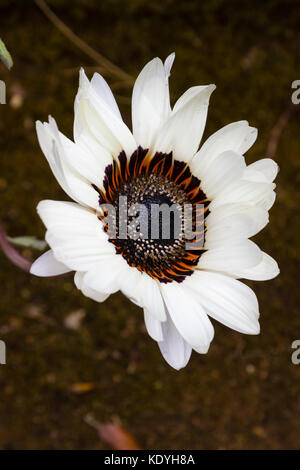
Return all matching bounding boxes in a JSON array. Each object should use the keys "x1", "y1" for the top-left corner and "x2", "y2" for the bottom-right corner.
[
  {"x1": 46, "y1": 233, "x2": 113, "y2": 272},
  {"x1": 37, "y1": 200, "x2": 101, "y2": 231},
  {"x1": 132, "y1": 56, "x2": 173, "y2": 149},
  {"x1": 79, "y1": 258, "x2": 143, "y2": 305},
  {"x1": 153, "y1": 84, "x2": 216, "y2": 162},
  {"x1": 36, "y1": 120, "x2": 76, "y2": 202},
  {"x1": 75, "y1": 69, "x2": 136, "y2": 157},
  {"x1": 207, "y1": 159, "x2": 277, "y2": 213},
  {"x1": 117, "y1": 264, "x2": 143, "y2": 307},
  {"x1": 74, "y1": 271, "x2": 110, "y2": 302},
  {"x1": 206, "y1": 203, "x2": 269, "y2": 239},
  {"x1": 91, "y1": 73, "x2": 122, "y2": 120},
  {"x1": 36, "y1": 119, "x2": 99, "y2": 209},
  {"x1": 185, "y1": 270, "x2": 260, "y2": 334},
  {"x1": 231, "y1": 252, "x2": 279, "y2": 281},
  {"x1": 37, "y1": 200, "x2": 114, "y2": 271},
  {"x1": 205, "y1": 206, "x2": 269, "y2": 248},
  {"x1": 144, "y1": 309, "x2": 163, "y2": 341},
  {"x1": 164, "y1": 52, "x2": 175, "y2": 79},
  {"x1": 139, "y1": 273, "x2": 166, "y2": 321},
  {"x1": 200, "y1": 150, "x2": 246, "y2": 198},
  {"x1": 30, "y1": 249, "x2": 71, "y2": 277},
  {"x1": 244, "y1": 158, "x2": 278, "y2": 183},
  {"x1": 205, "y1": 213, "x2": 258, "y2": 248},
  {"x1": 161, "y1": 282, "x2": 214, "y2": 354},
  {"x1": 83, "y1": 254, "x2": 133, "y2": 296},
  {"x1": 210, "y1": 179, "x2": 276, "y2": 211},
  {"x1": 172, "y1": 85, "x2": 209, "y2": 112},
  {"x1": 262, "y1": 190, "x2": 276, "y2": 211},
  {"x1": 58, "y1": 128, "x2": 110, "y2": 188},
  {"x1": 191, "y1": 121, "x2": 257, "y2": 178},
  {"x1": 158, "y1": 311, "x2": 192, "y2": 370},
  {"x1": 239, "y1": 126, "x2": 258, "y2": 154},
  {"x1": 199, "y1": 239, "x2": 263, "y2": 273}
]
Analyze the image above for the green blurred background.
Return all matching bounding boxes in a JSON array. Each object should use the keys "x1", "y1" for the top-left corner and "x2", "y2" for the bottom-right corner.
[{"x1": 0, "y1": 0, "x2": 299, "y2": 449}]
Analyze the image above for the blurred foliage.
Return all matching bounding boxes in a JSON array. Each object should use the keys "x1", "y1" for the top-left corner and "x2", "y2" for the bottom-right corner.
[
  {"x1": 0, "y1": 0, "x2": 299, "y2": 450},
  {"x1": 0, "y1": 38, "x2": 13, "y2": 69},
  {"x1": 7, "y1": 236, "x2": 47, "y2": 250}
]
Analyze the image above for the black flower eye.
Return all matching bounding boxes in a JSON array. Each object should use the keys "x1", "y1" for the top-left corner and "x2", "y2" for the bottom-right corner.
[{"x1": 93, "y1": 147, "x2": 210, "y2": 283}]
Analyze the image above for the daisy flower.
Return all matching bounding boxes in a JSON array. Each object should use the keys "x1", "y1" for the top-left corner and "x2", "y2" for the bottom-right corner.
[{"x1": 31, "y1": 54, "x2": 279, "y2": 370}]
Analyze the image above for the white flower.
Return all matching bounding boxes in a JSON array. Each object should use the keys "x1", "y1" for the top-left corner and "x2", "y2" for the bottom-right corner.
[{"x1": 31, "y1": 54, "x2": 279, "y2": 370}]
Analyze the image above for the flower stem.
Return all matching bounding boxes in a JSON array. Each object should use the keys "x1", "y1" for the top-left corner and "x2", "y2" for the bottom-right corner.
[{"x1": 0, "y1": 221, "x2": 32, "y2": 272}]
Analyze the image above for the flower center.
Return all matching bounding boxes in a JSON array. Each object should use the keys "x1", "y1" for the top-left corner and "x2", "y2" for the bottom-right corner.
[{"x1": 92, "y1": 147, "x2": 210, "y2": 283}]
